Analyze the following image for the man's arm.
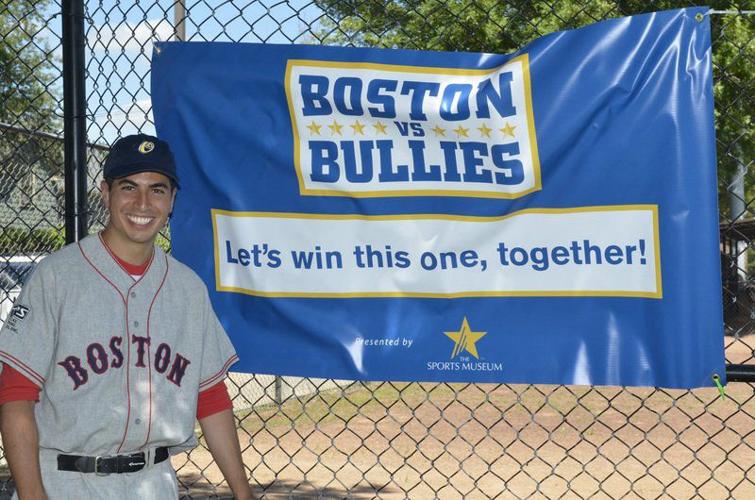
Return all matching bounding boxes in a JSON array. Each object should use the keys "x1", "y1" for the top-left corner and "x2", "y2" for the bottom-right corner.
[
  {"x1": 0, "y1": 400, "x2": 47, "y2": 499},
  {"x1": 199, "y1": 409, "x2": 253, "y2": 500}
]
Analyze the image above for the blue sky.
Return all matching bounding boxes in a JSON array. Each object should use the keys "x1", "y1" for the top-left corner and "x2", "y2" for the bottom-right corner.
[
  {"x1": 87, "y1": 0, "x2": 325, "y2": 145},
  {"x1": 38, "y1": 0, "x2": 325, "y2": 146}
]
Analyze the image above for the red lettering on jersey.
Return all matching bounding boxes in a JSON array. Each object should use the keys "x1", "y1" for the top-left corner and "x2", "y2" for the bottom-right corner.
[
  {"x1": 167, "y1": 354, "x2": 191, "y2": 387},
  {"x1": 59, "y1": 340, "x2": 191, "y2": 389},
  {"x1": 87, "y1": 343, "x2": 109, "y2": 375},
  {"x1": 131, "y1": 335, "x2": 151, "y2": 367},
  {"x1": 109, "y1": 336, "x2": 124, "y2": 368},
  {"x1": 154, "y1": 343, "x2": 171, "y2": 373},
  {"x1": 58, "y1": 356, "x2": 88, "y2": 389}
]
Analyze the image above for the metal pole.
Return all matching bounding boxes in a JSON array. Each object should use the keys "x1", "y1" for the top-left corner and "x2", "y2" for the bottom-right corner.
[
  {"x1": 174, "y1": 0, "x2": 186, "y2": 41},
  {"x1": 726, "y1": 364, "x2": 755, "y2": 384},
  {"x1": 62, "y1": 0, "x2": 88, "y2": 243},
  {"x1": 275, "y1": 375, "x2": 283, "y2": 405},
  {"x1": 729, "y1": 163, "x2": 746, "y2": 222},
  {"x1": 729, "y1": 163, "x2": 748, "y2": 284}
]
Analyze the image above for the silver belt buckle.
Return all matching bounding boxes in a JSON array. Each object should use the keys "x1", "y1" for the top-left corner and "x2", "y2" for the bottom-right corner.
[
  {"x1": 94, "y1": 455, "x2": 110, "y2": 476},
  {"x1": 128, "y1": 454, "x2": 146, "y2": 469}
]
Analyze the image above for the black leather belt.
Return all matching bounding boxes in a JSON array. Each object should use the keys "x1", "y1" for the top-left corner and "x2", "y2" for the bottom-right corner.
[{"x1": 57, "y1": 447, "x2": 169, "y2": 474}]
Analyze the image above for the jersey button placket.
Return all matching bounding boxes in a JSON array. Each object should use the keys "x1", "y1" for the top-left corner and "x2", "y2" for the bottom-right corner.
[{"x1": 123, "y1": 287, "x2": 150, "y2": 450}]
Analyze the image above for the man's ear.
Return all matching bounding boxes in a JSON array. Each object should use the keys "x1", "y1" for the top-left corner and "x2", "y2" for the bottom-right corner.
[
  {"x1": 100, "y1": 179, "x2": 110, "y2": 207},
  {"x1": 168, "y1": 188, "x2": 177, "y2": 219}
]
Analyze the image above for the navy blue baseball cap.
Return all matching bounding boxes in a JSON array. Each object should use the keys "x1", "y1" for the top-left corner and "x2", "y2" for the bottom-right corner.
[{"x1": 103, "y1": 133, "x2": 179, "y2": 187}]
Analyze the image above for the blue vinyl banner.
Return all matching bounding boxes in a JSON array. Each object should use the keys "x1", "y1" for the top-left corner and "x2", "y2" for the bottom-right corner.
[{"x1": 151, "y1": 7, "x2": 724, "y2": 388}]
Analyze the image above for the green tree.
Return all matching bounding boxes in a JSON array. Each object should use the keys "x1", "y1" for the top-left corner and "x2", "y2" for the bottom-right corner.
[
  {"x1": 0, "y1": 227, "x2": 65, "y2": 254},
  {"x1": 0, "y1": 0, "x2": 59, "y2": 129},
  {"x1": 313, "y1": 0, "x2": 753, "y2": 219},
  {"x1": 1, "y1": 0, "x2": 64, "y2": 250}
]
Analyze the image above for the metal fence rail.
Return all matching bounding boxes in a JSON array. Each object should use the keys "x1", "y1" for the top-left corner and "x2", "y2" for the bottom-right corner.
[{"x1": 1, "y1": 0, "x2": 753, "y2": 497}]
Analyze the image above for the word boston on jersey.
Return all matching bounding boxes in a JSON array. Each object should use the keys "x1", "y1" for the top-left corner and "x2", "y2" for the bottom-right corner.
[{"x1": 151, "y1": 7, "x2": 724, "y2": 389}]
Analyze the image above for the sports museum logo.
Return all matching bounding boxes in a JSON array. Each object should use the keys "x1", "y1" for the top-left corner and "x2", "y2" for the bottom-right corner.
[
  {"x1": 428, "y1": 317, "x2": 503, "y2": 373},
  {"x1": 285, "y1": 56, "x2": 540, "y2": 198}
]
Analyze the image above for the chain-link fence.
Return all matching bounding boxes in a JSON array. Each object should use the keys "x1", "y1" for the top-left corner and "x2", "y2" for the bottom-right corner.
[{"x1": 1, "y1": 0, "x2": 753, "y2": 497}]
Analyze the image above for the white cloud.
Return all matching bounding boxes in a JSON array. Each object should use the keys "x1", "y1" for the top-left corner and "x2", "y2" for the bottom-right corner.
[
  {"x1": 110, "y1": 98, "x2": 152, "y2": 125},
  {"x1": 89, "y1": 18, "x2": 174, "y2": 54},
  {"x1": 92, "y1": 98, "x2": 155, "y2": 144}
]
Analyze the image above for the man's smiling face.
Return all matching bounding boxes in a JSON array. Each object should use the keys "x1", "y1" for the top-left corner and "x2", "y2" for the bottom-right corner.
[{"x1": 101, "y1": 171, "x2": 176, "y2": 249}]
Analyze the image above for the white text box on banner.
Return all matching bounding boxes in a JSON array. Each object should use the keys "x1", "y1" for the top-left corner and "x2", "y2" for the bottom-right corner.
[{"x1": 212, "y1": 206, "x2": 661, "y2": 298}]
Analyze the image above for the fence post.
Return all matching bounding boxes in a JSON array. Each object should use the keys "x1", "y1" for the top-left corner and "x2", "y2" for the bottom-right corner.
[
  {"x1": 274, "y1": 376, "x2": 283, "y2": 405},
  {"x1": 62, "y1": 0, "x2": 88, "y2": 243},
  {"x1": 174, "y1": 0, "x2": 187, "y2": 41}
]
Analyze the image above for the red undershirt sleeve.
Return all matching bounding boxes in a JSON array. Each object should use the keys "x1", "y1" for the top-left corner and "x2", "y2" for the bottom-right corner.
[
  {"x1": 0, "y1": 363, "x2": 41, "y2": 404},
  {"x1": 196, "y1": 380, "x2": 232, "y2": 420}
]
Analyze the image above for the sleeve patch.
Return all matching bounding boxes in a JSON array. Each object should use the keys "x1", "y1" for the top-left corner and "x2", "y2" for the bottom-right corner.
[
  {"x1": 3, "y1": 304, "x2": 31, "y2": 333},
  {"x1": 10, "y1": 305, "x2": 30, "y2": 320}
]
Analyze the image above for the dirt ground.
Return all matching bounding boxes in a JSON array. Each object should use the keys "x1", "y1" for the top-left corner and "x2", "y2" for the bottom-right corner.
[
  {"x1": 174, "y1": 335, "x2": 755, "y2": 499},
  {"x1": 0, "y1": 337, "x2": 750, "y2": 499}
]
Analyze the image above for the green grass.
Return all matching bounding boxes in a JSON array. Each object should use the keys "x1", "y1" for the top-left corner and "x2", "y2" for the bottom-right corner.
[
  {"x1": 235, "y1": 381, "x2": 452, "y2": 433},
  {"x1": 230, "y1": 381, "x2": 724, "y2": 437}
]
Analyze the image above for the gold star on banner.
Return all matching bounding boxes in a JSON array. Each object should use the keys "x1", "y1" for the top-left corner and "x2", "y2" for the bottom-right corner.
[
  {"x1": 306, "y1": 121, "x2": 322, "y2": 136},
  {"x1": 500, "y1": 122, "x2": 517, "y2": 138},
  {"x1": 329, "y1": 120, "x2": 343, "y2": 136},
  {"x1": 350, "y1": 120, "x2": 366, "y2": 135},
  {"x1": 373, "y1": 122, "x2": 388, "y2": 135},
  {"x1": 444, "y1": 317, "x2": 487, "y2": 359},
  {"x1": 431, "y1": 125, "x2": 446, "y2": 137},
  {"x1": 477, "y1": 123, "x2": 493, "y2": 138},
  {"x1": 453, "y1": 125, "x2": 469, "y2": 138}
]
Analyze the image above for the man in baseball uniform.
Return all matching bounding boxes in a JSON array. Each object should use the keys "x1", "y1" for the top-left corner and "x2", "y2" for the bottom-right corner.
[{"x1": 0, "y1": 134, "x2": 254, "y2": 499}]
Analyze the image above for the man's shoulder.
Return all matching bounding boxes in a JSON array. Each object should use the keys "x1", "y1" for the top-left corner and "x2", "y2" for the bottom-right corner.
[
  {"x1": 33, "y1": 238, "x2": 89, "y2": 271},
  {"x1": 165, "y1": 253, "x2": 209, "y2": 292},
  {"x1": 9, "y1": 239, "x2": 89, "y2": 293}
]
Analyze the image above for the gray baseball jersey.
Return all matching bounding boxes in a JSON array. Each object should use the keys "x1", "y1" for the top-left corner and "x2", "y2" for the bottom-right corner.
[{"x1": 0, "y1": 234, "x2": 238, "y2": 498}]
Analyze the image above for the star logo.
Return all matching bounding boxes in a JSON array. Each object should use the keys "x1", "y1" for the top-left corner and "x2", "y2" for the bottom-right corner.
[
  {"x1": 306, "y1": 121, "x2": 322, "y2": 136},
  {"x1": 350, "y1": 120, "x2": 366, "y2": 135},
  {"x1": 373, "y1": 122, "x2": 388, "y2": 135},
  {"x1": 328, "y1": 120, "x2": 344, "y2": 136},
  {"x1": 477, "y1": 123, "x2": 493, "y2": 138},
  {"x1": 431, "y1": 125, "x2": 446, "y2": 137},
  {"x1": 500, "y1": 122, "x2": 517, "y2": 138},
  {"x1": 444, "y1": 317, "x2": 486, "y2": 359},
  {"x1": 453, "y1": 125, "x2": 469, "y2": 138}
]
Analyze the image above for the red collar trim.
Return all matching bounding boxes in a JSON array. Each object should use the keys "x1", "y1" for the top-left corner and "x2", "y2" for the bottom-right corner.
[
  {"x1": 99, "y1": 233, "x2": 153, "y2": 279},
  {"x1": 114, "y1": 254, "x2": 149, "y2": 276}
]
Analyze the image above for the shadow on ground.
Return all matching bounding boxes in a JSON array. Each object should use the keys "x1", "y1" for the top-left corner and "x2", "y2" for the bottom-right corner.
[{"x1": 178, "y1": 471, "x2": 400, "y2": 499}]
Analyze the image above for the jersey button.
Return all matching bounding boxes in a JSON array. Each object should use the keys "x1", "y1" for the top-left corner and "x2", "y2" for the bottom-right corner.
[
  {"x1": 133, "y1": 320, "x2": 140, "y2": 328},
  {"x1": 130, "y1": 291, "x2": 136, "y2": 298},
  {"x1": 135, "y1": 418, "x2": 141, "y2": 424}
]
